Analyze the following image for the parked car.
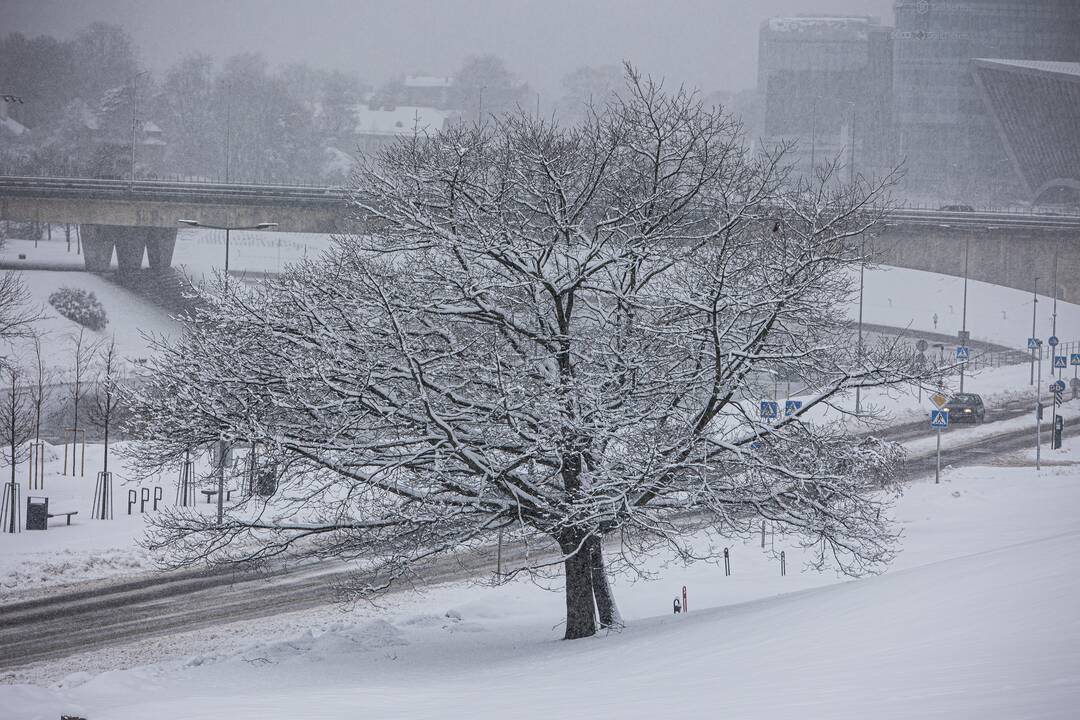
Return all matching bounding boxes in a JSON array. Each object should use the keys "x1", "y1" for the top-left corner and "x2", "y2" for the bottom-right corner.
[
  {"x1": 944, "y1": 393, "x2": 985, "y2": 423},
  {"x1": 939, "y1": 204, "x2": 975, "y2": 212}
]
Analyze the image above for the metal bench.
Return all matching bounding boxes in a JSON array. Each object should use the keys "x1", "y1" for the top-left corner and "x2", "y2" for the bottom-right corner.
[{"x1": 47, "y1": 511, "x2": 78, "y2": 526}]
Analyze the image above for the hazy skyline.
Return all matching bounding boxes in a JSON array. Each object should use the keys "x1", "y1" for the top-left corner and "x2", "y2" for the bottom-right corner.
[{"x1": 1, "y1": 0, "x2": 896, "y2": 94}]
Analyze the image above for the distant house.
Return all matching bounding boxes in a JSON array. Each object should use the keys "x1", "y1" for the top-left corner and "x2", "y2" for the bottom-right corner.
[
  {"x1": 401, "y1": 75, "x2": 454, "y2": 109},
  {"x1": 0, "y1": 99, "x2": 29, "y2": 138},
  {"x1": 352, "y1": 105, "x2": 452, "y2": 157}
]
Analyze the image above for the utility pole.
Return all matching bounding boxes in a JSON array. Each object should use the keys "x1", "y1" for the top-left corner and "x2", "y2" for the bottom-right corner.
[
  {"x1": 129, "y1": 71, "x2": 148, "y2": 190},
  {"x1": 960, "y1": 234, "x2": 970, "y2": 392},
  {"x1": 1030, "y1": 277, "x2": 1039, "y2": 386},
  {"x1": 855, "y1": 234, "x2": 865, "y2": 415},
  {"x1": 1050, "y1": 248, "x2": 1058, "y2": 377},
  {"x1": 1036, "y1": 338, "x2": 1043, "y2": 470}
]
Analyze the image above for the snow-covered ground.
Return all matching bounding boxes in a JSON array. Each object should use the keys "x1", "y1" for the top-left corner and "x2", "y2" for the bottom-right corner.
[
  {"x1": 2, "y1": 232, "x2": 1079, "y2": 717},
  {"x1": 5, "y1": 269, "x2": 177, "y2": 376},
  {"x1": 3, "y1": 229, "x2": 1077, "y2": 351},
  {"x1": 3, "y1": 431, "x2": 1078, "y2": 719}
]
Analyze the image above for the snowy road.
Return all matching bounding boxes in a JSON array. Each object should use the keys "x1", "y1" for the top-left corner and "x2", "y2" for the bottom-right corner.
[{"x1": 3, "y1": 415, "x2": 1075, "y2": 672}]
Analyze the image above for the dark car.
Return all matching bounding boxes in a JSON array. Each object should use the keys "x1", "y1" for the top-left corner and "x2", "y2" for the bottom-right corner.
[
  {"x1": 944, "y1": 393, "x2": 985, "y2": 424},
  {"x1": 939, "y1": 204, "x2": 975, "y2": 212}
]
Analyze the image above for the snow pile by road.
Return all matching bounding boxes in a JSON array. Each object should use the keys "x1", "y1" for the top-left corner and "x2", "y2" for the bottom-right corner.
[{"x1": 3, "y1": 436, "x2": 1079, "y2": 719}]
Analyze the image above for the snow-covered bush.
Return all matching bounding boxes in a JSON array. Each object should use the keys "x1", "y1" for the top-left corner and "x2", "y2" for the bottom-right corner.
[{"x1": 48, "y1": 287, "x2": 108, "y2": 331}]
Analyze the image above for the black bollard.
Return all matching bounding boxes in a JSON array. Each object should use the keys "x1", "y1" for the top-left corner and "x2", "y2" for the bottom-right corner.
[
  {"x1": 723, "y1": 547, "x2": 730, "y2": 576},
  {"x1": 140, "y1": 487, "x2": 150, "y2": 513},
  {"x1": 153, "y1": 486, "x2": 163, "y2": 511},
  {"x1": 761, "y1": 521, "x2": 765, "y2": 548},
  {"x1": 780, "y1": 550, "x2": 786, "y2": 577},
  {"x1": 127, "y1": 489, "x2": 137, "y2": 515}
]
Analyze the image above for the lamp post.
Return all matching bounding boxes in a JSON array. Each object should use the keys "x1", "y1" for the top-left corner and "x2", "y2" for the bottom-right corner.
[
  {"x1": 959, "y1": 234, "x2": 970, "y2": 392},
  {"x1": 1030, "y1": 276, "x2": 1039, "y2": 386},
  {"x1": 177, "y1": 219, "x2": 277, "y2": 293},
  {"x1": 855, "y1": 233, "x2": 866, "y2": 415},
  {"x1": 130, "y1": 71, "x2": 148, "y2": 189}
]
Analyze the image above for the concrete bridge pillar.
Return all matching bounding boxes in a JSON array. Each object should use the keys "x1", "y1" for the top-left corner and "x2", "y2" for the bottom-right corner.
[
  {"x1": 79, "y1": 225, "x2": 177, "y2": 274},
  {"x1": 80, "y1": 225, "x2": 115, "y2": 272},
  {"x1": 144, "y1": 227, "x2": 178, "y2": 273},
  {"x1": 114, "y1": 228, "x2": 147, "y2": 274}
]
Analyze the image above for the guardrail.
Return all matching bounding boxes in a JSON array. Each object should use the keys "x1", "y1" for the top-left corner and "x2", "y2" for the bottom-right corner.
[{"x1": 3, "y1": 176, "x2": 1078, "y2": 226}]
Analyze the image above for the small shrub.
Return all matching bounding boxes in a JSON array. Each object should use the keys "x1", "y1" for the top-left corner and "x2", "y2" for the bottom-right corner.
[{"x1": 49, "y1": 287, "x2": 108, "y2": 331}]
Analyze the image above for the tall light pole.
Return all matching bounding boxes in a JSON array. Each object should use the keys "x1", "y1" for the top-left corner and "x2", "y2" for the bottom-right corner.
[
  {"x1": 178, "y1": 218, "x2": 278, "y2": 525},
  {"x1": 177, "y1": 219, "x2": 277, "y2": 294},
  {"x1": 855, "y1": 233, "x2": 866, "y2": 415},
  {"x1": 959, "y1": 234, "x2": 970, "y2": 393},
  {"x1": 130, "y1": 71, "x2": 148, "y2": 189},
  {"x1": 1030, "y1": 277, "x2": 1039, "y2": 386},
  {"x1": 847, "y1": 101, "x2": 857, "y2": 185},
  {"x1": 1050, "y1": 248, "x2": 1059, "y2": 377}
]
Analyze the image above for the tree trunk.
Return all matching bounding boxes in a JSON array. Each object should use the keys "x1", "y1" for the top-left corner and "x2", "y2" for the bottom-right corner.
[
  {"x1": 589, "y1": 536, "x2": 623, "y2": 629},
  {"x1": 561, "y1": 534, "x2": 597, "y2": 640}
]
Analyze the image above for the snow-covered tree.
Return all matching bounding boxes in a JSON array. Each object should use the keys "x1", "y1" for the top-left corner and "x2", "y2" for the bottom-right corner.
[
  {"x1": 87, "y1": 336, "x2": 124, "y2": 474},
  {"x1": 127, "y1": 66, "x2": 931, "y2": 640}
]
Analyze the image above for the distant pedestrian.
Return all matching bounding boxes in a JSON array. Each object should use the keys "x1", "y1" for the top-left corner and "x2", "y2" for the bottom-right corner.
[
  {"x1": 673, "y1": 598, "x2": 682, "y2": 614},
  {"x1": 932, "y1": 312, "x2": 938, "y2": 329}
]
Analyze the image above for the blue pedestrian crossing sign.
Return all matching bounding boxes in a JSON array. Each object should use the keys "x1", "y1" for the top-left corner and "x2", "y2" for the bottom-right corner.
[
  {"x1": 1055, "y1": 355, "x2": 1068, "y2": 369},
  {"x1": 1027, "y1": 337, "x2": 1040, "y2": 349},
  {"x1": 784, "y1": 399, "x2": 803, "y2": 416},
  {"x1": 1072, "y1": 353, "x2": 1080, "y2": 367},
  {"x1": 955, "y1": 346, "x2": 970, "y2": 361},
  {"x1": 1048, "y1": 335, "x2": 1059, "y2": 347},
  {"x1": 760, "y1": 401, "x2": 779, "y2": 419},
  {"x1": 930, "y1": 409, "x2": 949, "y2": 429}
]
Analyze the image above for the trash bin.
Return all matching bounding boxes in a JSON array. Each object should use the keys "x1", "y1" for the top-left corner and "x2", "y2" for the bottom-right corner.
[
  {"x1": 26, "y1": 496, "x2": 48, "y2": 530},
  {"x1": 255, "y1": 463, "x2": 279, "y2": 496}
]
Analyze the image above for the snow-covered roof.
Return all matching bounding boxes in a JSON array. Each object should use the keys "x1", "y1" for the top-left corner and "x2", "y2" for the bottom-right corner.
[
  {"x1": 353, "y1": 105, "x2": 450, "y2": 137},
  {"x1": 765, "y1": 16, "x2": 880, "y2": 37},
  {"x1": 973, "y1": 59, "x2": 1080, "y2": 80},
  {"x1": 405, "y1": 75, "x2": 453, "y2": 88},
  {"x1": 1, "y1": 115, "x2": 29, "y2": 136}
]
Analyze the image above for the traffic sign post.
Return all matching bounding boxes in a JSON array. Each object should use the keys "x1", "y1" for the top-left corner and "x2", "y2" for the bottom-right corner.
[
  {"x1": 759, "y1": 400, "x2": 779, "y2": 420},
  {"x1": 955, "y1": 346, "x2": 970, "y2": 361},
  {"x1": 1027, "y1": 338, "x2": 1040, "y2": 350},
  {"x1": 784, "y1": 399, "x2": 802, "y2": 416},
  {"x1": 1072, "y1": 353, "x2": 1080, "y2": 382},
  {"x1": 930, "y1": 409, "x2": 948, "y2": 484},
  {"x1": 1054, "y1": 356, "x2": 1067, "y2": 371}
]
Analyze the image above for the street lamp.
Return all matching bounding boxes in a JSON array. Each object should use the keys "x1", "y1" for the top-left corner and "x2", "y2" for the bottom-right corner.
[
  {"x1": 855, "y1": 233, "x2": 866, "y2": 415},
  {"x1": 959, "y1": 234, "x2": 970, "y2": 393},
  {"x1": 130, "y1": 71, "x2": 148, "y2": 189},
  {"x1": 177, "y1": 219, "x2": 277, "y2": 292},
  {"x1": 1030, "y1": 277, "x2": 1039, "y2": 386}
]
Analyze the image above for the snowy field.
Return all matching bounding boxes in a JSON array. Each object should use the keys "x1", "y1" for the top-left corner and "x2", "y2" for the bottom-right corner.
[
  {"x1": 3, "y1": 431, "x2": 1079, "y2": 719},
  {"x1": 2, "y1": 232, "x2": 1079, "y2": 718}
]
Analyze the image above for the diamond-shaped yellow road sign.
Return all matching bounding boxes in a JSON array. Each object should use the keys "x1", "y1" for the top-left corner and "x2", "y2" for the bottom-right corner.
[{"x1": 931, "y1": 392, "x2": 948, "y2": 409}]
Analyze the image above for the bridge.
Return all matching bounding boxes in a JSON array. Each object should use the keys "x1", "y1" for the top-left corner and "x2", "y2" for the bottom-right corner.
[
  {"x1": 0, "y1": 176, "x2": 345, "y2": 272},
  {"x1": 0, "y1": 175, "x2": 1077, "y2": 300}
]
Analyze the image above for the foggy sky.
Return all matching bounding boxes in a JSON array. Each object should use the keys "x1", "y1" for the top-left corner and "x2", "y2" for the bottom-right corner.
[{"x1": 0, "y1": 0, "x2": 896, "y2": 94}]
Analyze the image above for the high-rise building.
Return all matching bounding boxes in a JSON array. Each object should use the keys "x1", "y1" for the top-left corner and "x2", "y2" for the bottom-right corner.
[
  {"x1": 757, "y1": 16, "x2": 894, "y2": 180},
  {"x1": 892, "y1": 0, "x2": 1080, "y2": 203}
]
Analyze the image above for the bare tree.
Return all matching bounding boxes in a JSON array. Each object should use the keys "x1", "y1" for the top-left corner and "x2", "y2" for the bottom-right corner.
[
  {"x1": 67, "y1": 328, "x2": 97, "y2": 470},
  {"x1": 87, "y1": 336, "x2": 124, "y2": 474},
  {"x1": 28, "y1": 335, "x2": 52, "y2": 443},
  {"x1": 0, "y1": 271, "x2": 38, "y2": 350},
  {"x1": 126, "y1": 66, "x2": 933, "y2": 639},
  {"x1": 1, "y1": 363, "x2": 36, "y2": 533}
]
